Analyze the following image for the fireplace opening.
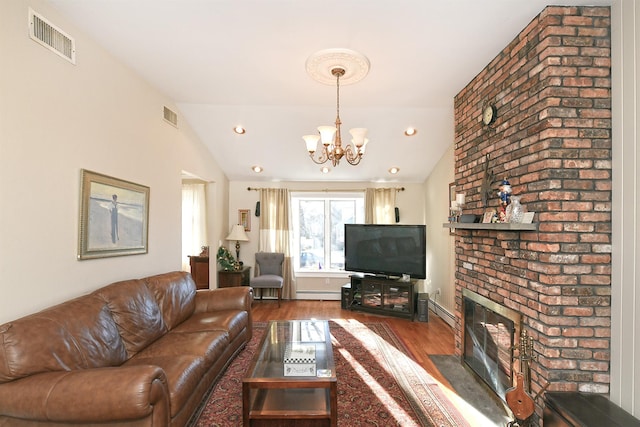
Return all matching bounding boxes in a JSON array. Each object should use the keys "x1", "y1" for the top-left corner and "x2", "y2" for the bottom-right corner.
[{"x1": 462, "y1": 289, "x2": 521, "y2": 401}]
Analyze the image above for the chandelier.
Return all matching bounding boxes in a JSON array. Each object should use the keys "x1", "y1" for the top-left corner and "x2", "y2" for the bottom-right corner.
[{"x1": 303, "y1": 49, "x2": 370, "y2": 167}]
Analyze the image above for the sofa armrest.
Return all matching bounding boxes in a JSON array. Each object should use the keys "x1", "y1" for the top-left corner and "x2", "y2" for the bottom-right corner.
[
  {"x1": 0, "y1": 365, "x2": 169, "y2": 424},
  {"x1": 194, "y1": 286, "x2": 252, "y2": 314}
]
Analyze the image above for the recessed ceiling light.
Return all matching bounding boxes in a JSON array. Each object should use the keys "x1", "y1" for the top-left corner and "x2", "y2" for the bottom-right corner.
[
  {"x1": 251, "y1": 165, "x2": 263, "y2": 173},
  {"x1": 320, "y1": 167, "x2": 330, "y2": 174},
  {"x1": 234, "y1": 125, "x2": 246, "y2": 134},
  {"x1": 404, "y1": 127, "x2": 417, "y2": 136},
  {"x1": 389, "y1": 167, "x2": 400, "y2": 174}
]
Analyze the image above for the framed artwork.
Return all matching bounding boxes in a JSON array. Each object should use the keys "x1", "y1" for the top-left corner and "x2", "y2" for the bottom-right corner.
[
  {"x1": 78, "y1": 169, "x2": 150, "y2": 260},
  {"x1": 239, "y1": 209, "x2": 251, "y2": 231},
  {"x1": 449, "y1": 182, "x2": 456, "y2": 206},
  {"x1": 449, "y1": 182, "x2": 455, "y2": 235}
]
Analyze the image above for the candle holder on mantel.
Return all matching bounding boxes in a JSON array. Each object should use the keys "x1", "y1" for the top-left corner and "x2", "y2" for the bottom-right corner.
[{"x1": 449, "y1": 193, "x2": 465, "y2": 222}]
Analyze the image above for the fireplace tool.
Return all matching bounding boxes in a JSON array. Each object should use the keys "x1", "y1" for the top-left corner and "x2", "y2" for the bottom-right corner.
[{"x1": 506, "y1": 329, "x2": 536, "y2": 427}]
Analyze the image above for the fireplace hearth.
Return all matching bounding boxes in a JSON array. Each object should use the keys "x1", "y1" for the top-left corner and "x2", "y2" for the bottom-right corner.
[{"x1": 462, "y1": 289, "x2": 521, "y2": 401}]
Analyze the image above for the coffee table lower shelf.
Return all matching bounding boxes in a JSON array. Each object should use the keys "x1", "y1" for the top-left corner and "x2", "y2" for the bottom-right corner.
[{"x1": 245, "y1": 387, "x2": 333, "y2": 426}]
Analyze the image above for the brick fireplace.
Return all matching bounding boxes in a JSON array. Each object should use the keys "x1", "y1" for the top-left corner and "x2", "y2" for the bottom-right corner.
[{"x1": 453, "y1": 5, "x2": 611, "y2": 423}]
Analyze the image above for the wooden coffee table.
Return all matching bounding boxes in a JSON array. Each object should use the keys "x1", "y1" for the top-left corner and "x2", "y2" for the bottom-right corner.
[{"x1": 242, "y1": 320, "x2": 337, "y2": 427}]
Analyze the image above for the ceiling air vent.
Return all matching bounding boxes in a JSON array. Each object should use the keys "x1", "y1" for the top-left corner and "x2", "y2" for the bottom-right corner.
[
  {"x1": 163, "y1": 106, "x2": 178, "y2": 127},
  {"x1": 29, "y1": 8, "x2": 76, "y2": 64}
]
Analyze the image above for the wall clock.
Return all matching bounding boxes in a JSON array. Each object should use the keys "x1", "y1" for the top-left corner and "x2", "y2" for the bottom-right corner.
[{"x1": 482, "y1": 104, "x2": 497, "y2": 126}]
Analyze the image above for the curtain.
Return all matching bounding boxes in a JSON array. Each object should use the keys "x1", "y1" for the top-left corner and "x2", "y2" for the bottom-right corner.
[
  {"x1": 365, "y1": 188, "x2": 396, "y2": 224},
  {"x1": 258, "y1": 188, "x2": 296, "y2": 300},
  {"x1": 181, "y1": 183, "x2": 207, "y2": 271}
]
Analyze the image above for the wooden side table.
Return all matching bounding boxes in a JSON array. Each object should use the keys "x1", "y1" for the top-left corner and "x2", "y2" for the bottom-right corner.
[
  {"x1": 189, "y1": 256, "x2": 209, "y2": 289},
  {"x1": 218, "y1": 266, "x2": 251, "y2": 288}
]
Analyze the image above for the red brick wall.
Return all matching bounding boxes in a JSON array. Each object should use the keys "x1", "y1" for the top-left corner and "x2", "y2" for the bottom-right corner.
[{"x1": 453, "y1": 5, "x2": 611, "y2": 417}]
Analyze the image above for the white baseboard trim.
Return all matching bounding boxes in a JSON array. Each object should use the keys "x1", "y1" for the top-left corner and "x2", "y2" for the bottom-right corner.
[
  {"x1": 295, "y1": 290, "x2": 341, "y2": 301},
  {"x1": 429, "y1": 299, "x2": 455, "y2": 328}
]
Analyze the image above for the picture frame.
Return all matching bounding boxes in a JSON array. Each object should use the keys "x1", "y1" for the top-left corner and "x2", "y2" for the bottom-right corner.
[
  {"x1": 78, "y1": 169, "x2": 150, "y2": 260},
  {"x1": 448, "y1": 182, "x2": 455, "y2": 235},
  {"x1": 449, "y1": 182, "x2": 456, "y2": 206},
  {"x1": 482, "y1": 210, "x2": 495, "y2": 224},
  {"x1": 521, "y1": 212, "x2": 535, "y2": 224},
  {"x1": 239, "y1": 209, "x2": 251, "y2": 231}
]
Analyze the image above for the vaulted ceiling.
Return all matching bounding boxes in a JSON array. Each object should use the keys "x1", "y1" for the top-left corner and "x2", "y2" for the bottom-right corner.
[{"x1": 47, "y1": 0, "x2": 611, "y2": 183}]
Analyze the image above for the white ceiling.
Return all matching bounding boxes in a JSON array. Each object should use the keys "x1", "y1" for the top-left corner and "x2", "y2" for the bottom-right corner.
[{"x1": 47, "y1": 0, "x2": 611, "y2": 183}]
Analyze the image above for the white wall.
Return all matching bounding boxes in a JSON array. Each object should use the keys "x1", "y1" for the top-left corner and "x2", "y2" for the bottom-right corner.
[
  {"x1": 226, "y1": 180, "x2": 426, "y2": 299},
  {"x1": 422, "y1": 143, "x2": 456, "y2": 326},
  {"x1": 0, "y1": 0, "x2": 228, "y2": 324},
  {"x1": 611, "y1": 0, "x2": 639, "y2": 416}
]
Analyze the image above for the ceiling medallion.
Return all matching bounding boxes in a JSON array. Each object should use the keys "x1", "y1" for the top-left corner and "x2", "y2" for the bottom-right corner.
[
  {"x1": 303, "y1": 48, "x2": 370, "y2": 167},
  {"x1": 305, "y1": 48, "x2": 370, "y2": 86}
]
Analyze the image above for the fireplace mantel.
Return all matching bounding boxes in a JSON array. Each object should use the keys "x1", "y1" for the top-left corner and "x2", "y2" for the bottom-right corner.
[{"x1": 442, "y1": 223, "x2": 538, "y2": 231}]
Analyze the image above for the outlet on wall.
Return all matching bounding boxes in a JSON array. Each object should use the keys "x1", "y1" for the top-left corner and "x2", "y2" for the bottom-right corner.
[
  {"x1": 325, "y1": 278, "x2": 330, "y2": 285},
  {"x1": 434, "y1": 288, "x2": 441, "y2": 295}
]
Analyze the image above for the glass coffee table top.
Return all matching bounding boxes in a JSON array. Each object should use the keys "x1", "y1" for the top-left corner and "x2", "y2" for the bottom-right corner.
[{"x1": 247, "y1": 319, "x2": 335, "y2": 380}]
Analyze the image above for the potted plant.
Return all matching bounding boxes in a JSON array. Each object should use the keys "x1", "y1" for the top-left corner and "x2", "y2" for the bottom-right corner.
[{"x1": 216, "y1": 246, "x2": 236, "y2": 271}]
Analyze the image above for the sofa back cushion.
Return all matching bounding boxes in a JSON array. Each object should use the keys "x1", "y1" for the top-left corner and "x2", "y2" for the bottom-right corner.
[
  {"x1": 94, "y1": 279, "x2": 167, "y2": 358},
  {"x1": 0, "y1": 295, "x2": 128, "y2": 383},
  {"x1": 144, "y1": 271, "x2": 196, "y2": 330}
]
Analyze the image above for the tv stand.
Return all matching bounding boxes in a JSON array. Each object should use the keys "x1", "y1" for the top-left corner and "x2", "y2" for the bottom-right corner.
[{"x1": 342, "y1": 275, "x2": 417, "y2": 320}]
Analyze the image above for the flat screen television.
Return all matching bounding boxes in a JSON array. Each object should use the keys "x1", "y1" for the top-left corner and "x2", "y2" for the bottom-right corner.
[{"x1": 344, "y1": 224, "x2": 426, "y2": 279}]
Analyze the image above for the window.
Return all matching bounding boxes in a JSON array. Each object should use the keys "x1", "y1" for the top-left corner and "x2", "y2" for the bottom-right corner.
[
  {"x1": 181, "y1": 181, "x2": 207, "y2": 271},
  {"x1": 291, "y1": 192, "x2": 364, "y2": 273}
]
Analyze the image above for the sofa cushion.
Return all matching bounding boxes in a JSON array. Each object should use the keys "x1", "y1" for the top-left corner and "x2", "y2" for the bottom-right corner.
[
  {"x1": 135, "y1": 330, "x2": 229, "y2": 366},
  {"x1": 171, "y1": 310, "x2": 248, "y2": 342},
  {"x1": 0, "y1": 295, "x2": 127, "y2": 383},
  {"x1": 144, "y1": 271, "x2": 196, "y2": 330},
  {"x1": 94, "y1": 279, "x2": 167, "y2": 358}
]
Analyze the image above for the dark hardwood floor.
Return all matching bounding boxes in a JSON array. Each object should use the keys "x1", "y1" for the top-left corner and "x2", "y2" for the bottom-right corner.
[{"x1": 251, "y1": 299, "x2": 456, "y2": 387}]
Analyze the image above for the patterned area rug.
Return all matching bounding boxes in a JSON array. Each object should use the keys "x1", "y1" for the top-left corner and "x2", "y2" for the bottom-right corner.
[{"x1": 194, "y1": 320, "x2": 471, "y2": 427}]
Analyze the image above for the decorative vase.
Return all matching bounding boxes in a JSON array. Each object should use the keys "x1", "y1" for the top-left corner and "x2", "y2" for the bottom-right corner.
[{"x1": 508, "y1": 196, "x2": 524, "y2": 223}]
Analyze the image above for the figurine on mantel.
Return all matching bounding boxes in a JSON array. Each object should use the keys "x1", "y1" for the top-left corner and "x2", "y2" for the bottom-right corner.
[
  {"x1": 497, "y1": 178, "x2": 512, "y2": 223},
  {"x1": 496, "y1": 178, "x2": 526, "y2": 223}
]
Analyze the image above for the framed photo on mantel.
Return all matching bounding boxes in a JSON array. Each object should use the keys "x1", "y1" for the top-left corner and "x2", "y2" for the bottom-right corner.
[{"x1": 482, "y1": 210, "x2": 495, "y2": 224}]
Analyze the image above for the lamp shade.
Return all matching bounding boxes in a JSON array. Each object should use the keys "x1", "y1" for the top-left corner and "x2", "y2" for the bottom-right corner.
[
  {"x1": 226, "y1": 224, "x2": 249, "y2": 242},
  {"x1": 303, "y1": 134, "x2": 320, "y2": 153},
  {"x1": 357, "y1": 138, "x2": 368, "y2": 154},
  {"x1": 317, "y1": 126, "x2": 337, "y2": 146},
  {"x1": 349, "y1": 128, "x2": 368, "y2": 148}
]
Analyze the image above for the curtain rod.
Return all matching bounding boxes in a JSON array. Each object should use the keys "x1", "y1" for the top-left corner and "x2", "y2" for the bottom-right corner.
[{"x1": 247, "y1": 186, "x2": 405, "y2": 192}]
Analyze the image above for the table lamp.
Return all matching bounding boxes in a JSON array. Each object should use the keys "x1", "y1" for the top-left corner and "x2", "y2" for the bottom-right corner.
[{"x1": 226, "y1": 224, "x2": 250, "y2": 266}]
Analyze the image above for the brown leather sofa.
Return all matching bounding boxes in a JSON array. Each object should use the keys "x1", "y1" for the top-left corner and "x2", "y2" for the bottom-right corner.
[{"x1": 0, "y1": 271, "x2": 252, "y2": 427}]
